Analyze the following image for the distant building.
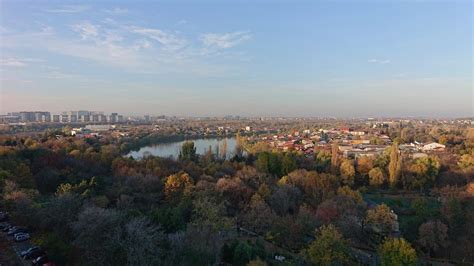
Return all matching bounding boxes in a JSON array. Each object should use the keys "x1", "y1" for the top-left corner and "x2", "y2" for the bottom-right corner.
[
  {"x1": 422, "y1": 142, "x2": 445, "y2": 152},
  {"x1": 0, "y1": 115, "x2": 20, "y2": 123},
  {"x1": 52, "y1": 115, "x2": 60, "y2": 123},
  {"x1": 109, "y1": 113, "x2": 118, "y2": 123},
  {"x1": 69, "y1": 115, "x2": 77, "y2": 122},
  {"x1": 61, "y1": 114, "x2": 68, "y2": 123},
  {"x1": 18, "y1": 111, "x2": 50, "y2": 122},
  {"x1": 85, "y1": 124, "x2": 113, "y2": 131}
]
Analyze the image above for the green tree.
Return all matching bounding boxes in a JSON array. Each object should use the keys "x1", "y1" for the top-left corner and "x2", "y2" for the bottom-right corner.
[
  {"x1": 441, "y1": 198, "x2": 465, "y2": 237},
  {"x1": 255, "y1": 152, "x2": 270, "y2": 173},
  {"x1": 315, "y1": 150, "x2": 331, "y2": 172},
  {"x1": 305, "y1": 224, "x2": 349, "y2": 265},
  {"x1": 268, "y1": 153, "x2": 282, "y2": 176},
  {"x1": 179, "y1": 141, "x2": 197, "y2": 161},
  {"x1": 378, "y1": 238, "x2": 417, "y2": 266},
  {"x1": 282, "y1": 153, "x2": 297, "y2": 175},
  {"x1": 233, "y1": 241, "x2": 254, "y2": 266}
]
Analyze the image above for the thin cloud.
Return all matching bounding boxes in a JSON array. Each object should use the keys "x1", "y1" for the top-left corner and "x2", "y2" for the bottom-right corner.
[
  {"x1": 368, "y1": 58, "x2": 391, "y2": 64},
  {"x1": 46, "y1": 70, "x2": 79, "y2": 79},
  {"x1": 104, "y1": 7, "x2": 128, "y2": 15},
  {"x1": 72, "y1": 22, "x2": 99, "y2": 40},
  {"x1": 45, "y1": 5, "x2": 90, "y2": 13},
  {"x1": 1, "y1": 57, "x2": 28, "y2": 67},
  {"x1": 131, "y1": 27, "x2": 186, "y2": 50},
  {"x1": 200, "y1": 31, "x2": 251, "y2": 49},
  {"x1": 0, "y1": 57, "x2": 44, "y2": 67},
  {"x1": 1, "y1": 21, "x2": 250, "y2": 74}
]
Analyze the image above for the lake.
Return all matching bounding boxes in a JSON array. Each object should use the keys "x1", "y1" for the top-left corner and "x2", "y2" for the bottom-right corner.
[{"x1": 126, "y1": 137, "x2": 238, "y2": 159}]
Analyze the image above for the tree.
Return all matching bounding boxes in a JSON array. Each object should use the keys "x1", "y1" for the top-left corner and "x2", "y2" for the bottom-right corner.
[
  {"x1": 441, "y1": 197, "x2": 465, "y2": 237},
  {"x1": 72, "y1": 207, "x2": 124, "y2": 265},
  {"x1": 400, "y1": 128, "x2": 413, "y2": 143},
  {"x1": 164, "y1": 172, "x2": 193, "y2": 201},
  {"x1": 316, "y1": 192, "x2": 366, "y2": 240},
  {"x1": 418, "y1": 220, "x2": 448, "y2": 256},
  {"x1": 191, "y1": 196, "x2": 234, "y2": 232},
  {"x1": 204, "y1": 145, "x2": 214, "y2": 162},
  {"x1": 340, "y1": 159, "x2": 355, "y2": 186},
  {"x1": 179, "y1": 141, "x2": 197, "y2": 161},
  {"x1": 187, "y1": 196, "x2": 234, "y2": 264},
  {"x1": 220, "y1": 139, "x2": 228, "y2": 159},
  {"x1": 315, "y1": 150, "x2": 331, "y2": 172},
  {"x1": 365, "y1": 204, "x2": 397, "y2": 238},
  {"x1": 255, "y1": 152, "x2": 270, "y2": 173},
  {"x1": 408, "y1": 156, "x2": 440, "y2": 190},
  {"x1": 305, "y1": 224, "x2": 349, "y2": 265},
  {"x1": 357, "y1": 156, "x2": 374, "y2": 180},
  {"x1": 268, "y1": 153, "x2": 282, "y2": 176},
  {"x1": 39, "y1": 193, "x2": 82, "y2": 236},
  {"x1": 216, "y1": 177, "x2": 253, "y2": 210},
  {"x1": 369, "y1": 167, "x2": 385, "y2": 187},
  {"x1": 122, "y1": 217, "x2": 165, "y2": 265},
  {"x1": 282, "y1": 153, "x2": 297, "y2": 175},
  {"x1": 247, "y1": 258, "x2": 267, "y2": 266},
  {"x1": 388, "y1": 143, "x2": 401, "y2": 188},
  {"x1": 458, "y1": 153, "x2": 474, "y2": 170},
  {"x1": 235, "y1": 132, "x2": 245, "y2": 158},
  {"x1": 378, "y1": 238, "x2": 417, "y2": 266},
  {"x1": 268, "y1": 184, "x2": 301, "y2": 216},
  {"x1": 241, "y1": 194, "x2": 276, "y2": 234},
  {"x1": 331, "y1": 142, "x2": 339, "y2": 174},
  {"x1": 337, "y1": 186, "x2": 363, "y2": 204},
  {"x1": 222, "y1": 240, "x2": 266, "y2": 266}
]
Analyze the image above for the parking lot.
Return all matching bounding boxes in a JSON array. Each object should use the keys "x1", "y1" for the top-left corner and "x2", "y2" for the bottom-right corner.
[
  {"x1": 0, "y1": 211, "x2": 52, "y2": 266},
  {"x1": 1, "y1": 226, "x2": 36, "y2": 266}
]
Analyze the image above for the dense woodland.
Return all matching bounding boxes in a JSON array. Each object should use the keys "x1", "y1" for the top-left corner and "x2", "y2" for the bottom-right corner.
[{"x1": 0, "y1": 125, "x2": 473, "y2": 265}]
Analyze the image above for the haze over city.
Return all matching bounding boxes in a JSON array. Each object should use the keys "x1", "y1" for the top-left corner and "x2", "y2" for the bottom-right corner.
[{"x1": 1, "y1": 1, "x2": 473, "y2": 117}]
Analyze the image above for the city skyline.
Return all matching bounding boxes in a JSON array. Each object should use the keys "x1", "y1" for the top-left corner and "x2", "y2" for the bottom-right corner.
[
  {"x1": 2, "y1": 109, "x2": 473, "y2": 120},
  {"x1": 1, "y1": 1, "x2": 473, "y2": 117}
]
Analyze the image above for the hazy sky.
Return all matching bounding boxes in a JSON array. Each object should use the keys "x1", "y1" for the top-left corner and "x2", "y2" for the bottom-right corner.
[{"x1": 1, "y1": 1, "x2": 472, "y2": 117}]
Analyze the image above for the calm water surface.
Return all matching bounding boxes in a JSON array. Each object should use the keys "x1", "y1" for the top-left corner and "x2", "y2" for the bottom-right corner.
[{"x1": 127, "y1": 137, "x2": 237, "y2": 159}]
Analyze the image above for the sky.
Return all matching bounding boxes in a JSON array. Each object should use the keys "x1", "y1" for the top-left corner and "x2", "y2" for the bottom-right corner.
[{"x1": 0, "y1": 0, "x2": 472, "y2": 117}]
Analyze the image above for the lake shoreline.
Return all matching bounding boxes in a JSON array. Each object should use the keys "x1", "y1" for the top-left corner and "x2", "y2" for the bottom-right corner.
[{"x1": 126, "y1": 136, "x2": 238, "y2": 160}]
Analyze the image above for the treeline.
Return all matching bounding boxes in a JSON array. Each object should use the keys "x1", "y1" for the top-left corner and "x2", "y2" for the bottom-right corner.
[{"x1": 0, "y1": 129, "x2": 473, "y2": 265}]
